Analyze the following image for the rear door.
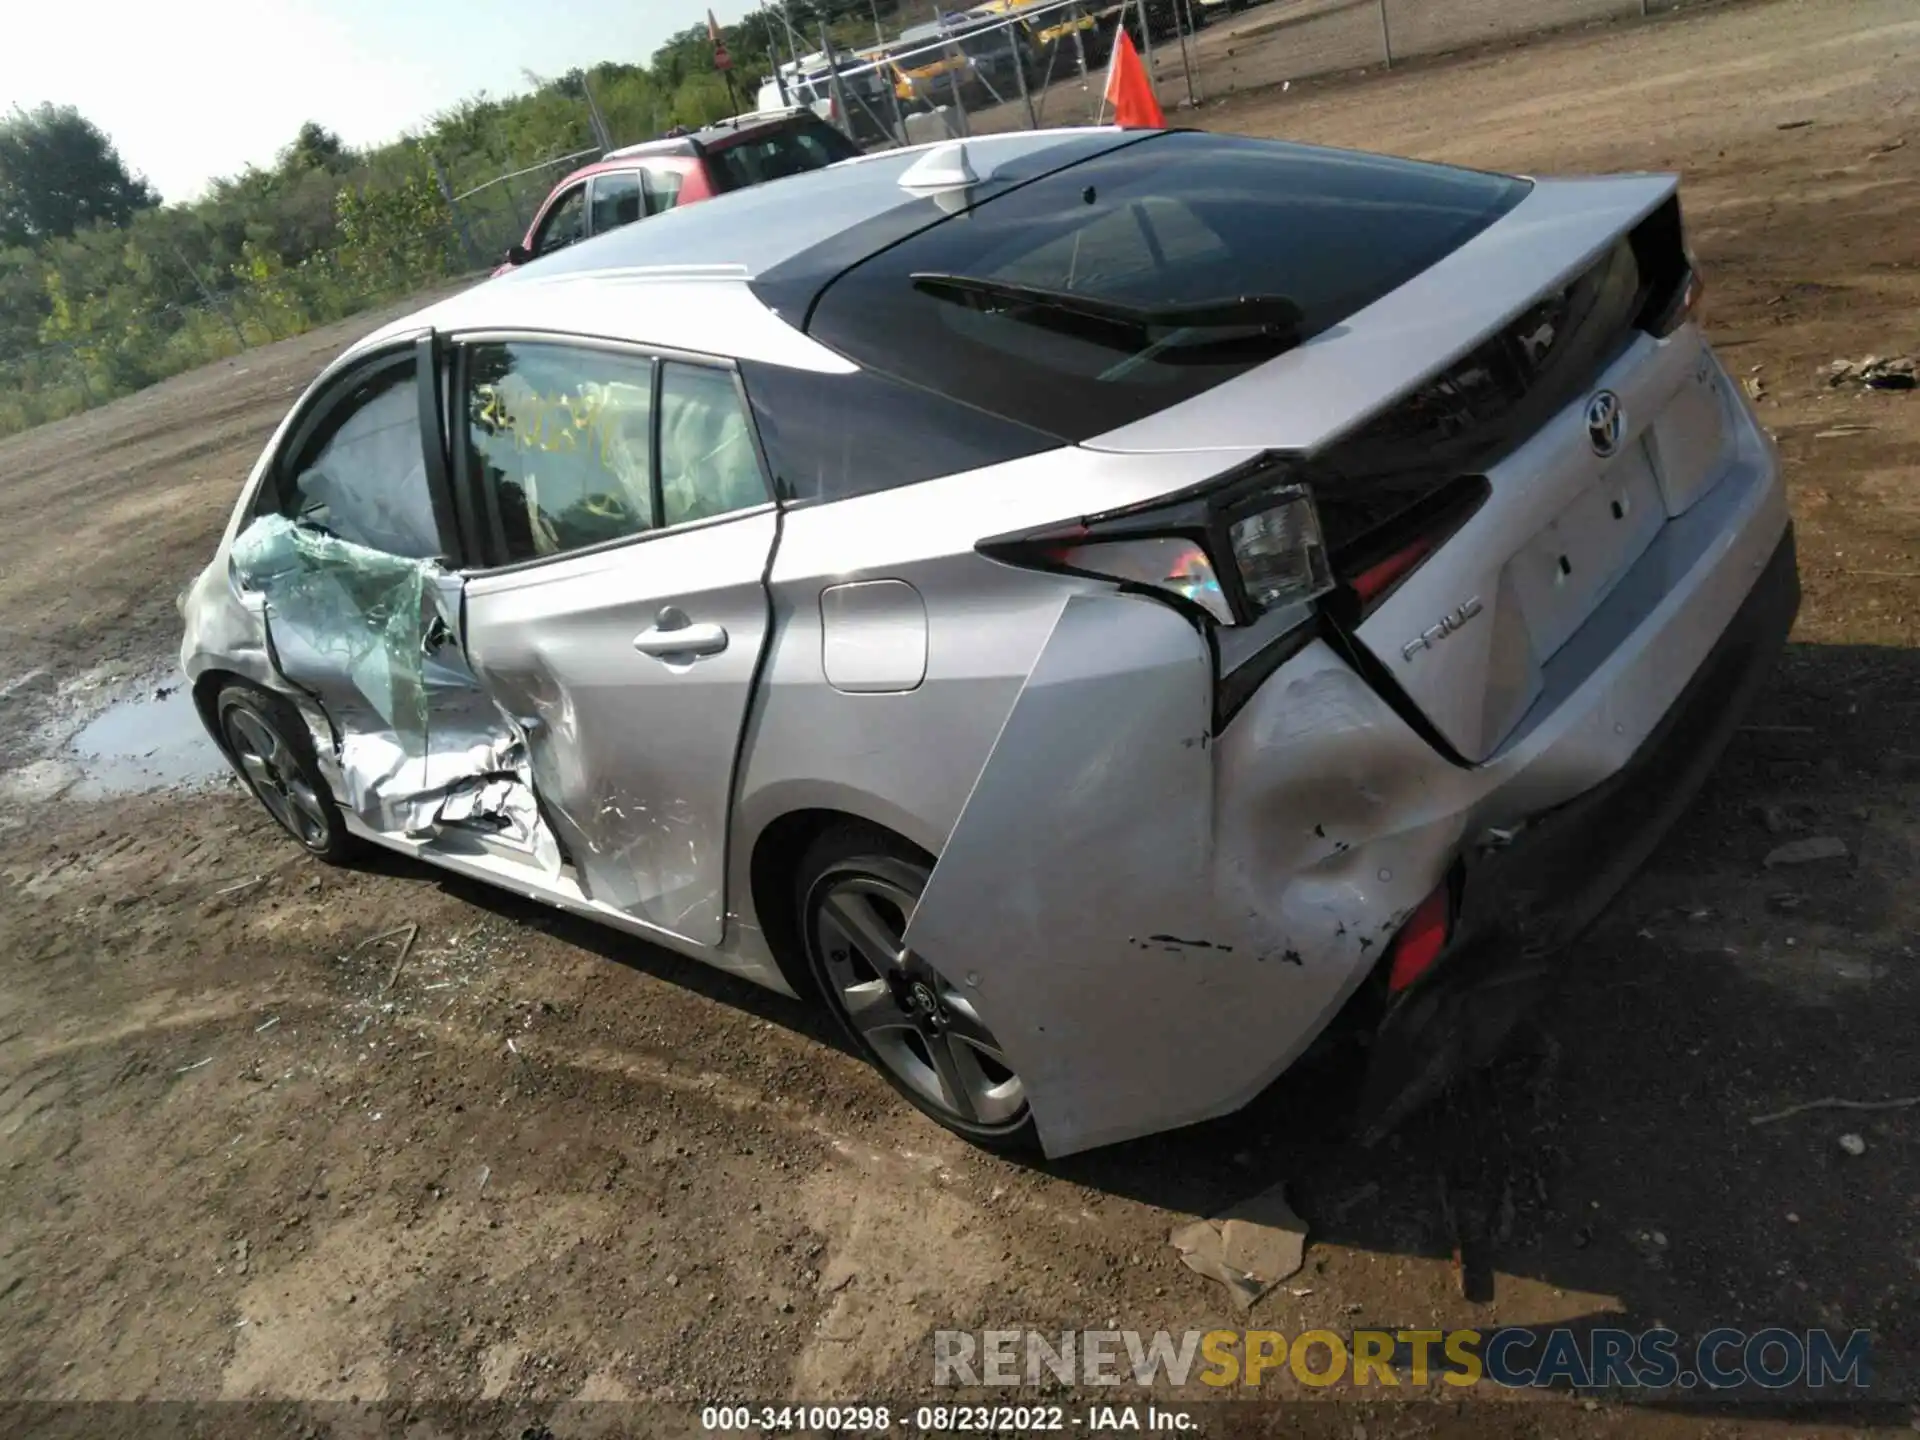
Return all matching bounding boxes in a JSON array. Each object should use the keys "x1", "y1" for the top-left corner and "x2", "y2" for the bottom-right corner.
[{"x1": 452, "y1": 336, "x2": 778, "y2": 944}]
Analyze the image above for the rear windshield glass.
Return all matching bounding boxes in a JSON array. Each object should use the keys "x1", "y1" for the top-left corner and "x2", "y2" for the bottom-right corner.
[
  {"x1": 805, "y1": 131, "x2": 1530, "y2": 440},
  {"x1": 710, "y1": 124, "x2": 860, "y2": 190}
]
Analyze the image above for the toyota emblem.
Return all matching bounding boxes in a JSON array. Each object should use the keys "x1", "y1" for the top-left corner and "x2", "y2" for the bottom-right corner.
[{"x1": 1585, "y1": 390, "x2": 1625, "y2": 458}]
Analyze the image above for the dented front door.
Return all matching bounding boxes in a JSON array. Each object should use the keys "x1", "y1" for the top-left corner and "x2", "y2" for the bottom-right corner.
[{"x1": 230, "y1": 335, "x2": 526, "y2": 834}]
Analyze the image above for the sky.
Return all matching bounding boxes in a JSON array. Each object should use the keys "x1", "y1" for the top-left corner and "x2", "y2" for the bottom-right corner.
[{"x1": 1, "y1": 0, "x2": 758, "y2": 203}]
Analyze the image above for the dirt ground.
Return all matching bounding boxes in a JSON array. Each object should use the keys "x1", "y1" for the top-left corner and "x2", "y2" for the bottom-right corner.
[{"x1": 0, "y1": 0, "x2": 1916, "y2": 1432}]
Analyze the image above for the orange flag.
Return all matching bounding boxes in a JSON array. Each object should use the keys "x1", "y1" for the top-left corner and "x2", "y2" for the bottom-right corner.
[{"x1": 1103, "y1": 29, "x2": 1165, "y2": 129}]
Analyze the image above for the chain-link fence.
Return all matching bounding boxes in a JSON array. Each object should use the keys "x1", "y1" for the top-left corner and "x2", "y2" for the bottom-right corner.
[
  {"x1": 792, "y1": 0, "x2": 1724, "y2": 145},
  {"x1": 432, "y1": 147, "x2": 605, "y2": 271}
]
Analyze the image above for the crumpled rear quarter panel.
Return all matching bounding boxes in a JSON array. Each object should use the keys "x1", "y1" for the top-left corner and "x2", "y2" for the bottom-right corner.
[{"x1": 903, "y1": 595, "x2": 1473, "y2": 1157}]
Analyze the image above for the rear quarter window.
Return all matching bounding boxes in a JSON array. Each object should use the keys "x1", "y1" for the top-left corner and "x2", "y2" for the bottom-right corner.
[
  {"x1": 710, "y1": 124, "x2": 861, "y2": 190},
  {"x1": 804, "y1": 131, "x2": 1530, "y2": 441},
  {"x1": 739, "y1": 361, "x2": 1056, "y2": 503}
]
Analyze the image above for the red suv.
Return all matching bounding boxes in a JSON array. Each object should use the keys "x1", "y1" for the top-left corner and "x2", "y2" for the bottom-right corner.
[{"x1": 494, "y1": 111, "x2": 863, "y2": 274}]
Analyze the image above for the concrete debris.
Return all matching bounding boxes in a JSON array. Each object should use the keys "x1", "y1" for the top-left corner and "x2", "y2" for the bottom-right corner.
[
  {"x1": 1826, "y1": 355, "x2": 1917, "y2": 390},
  {"x1": 1170, "y1": 1179, "x2": 1308, "y2": 1310},
  {"x1": 1838, "y1": 1133, "x2": 1867, "y2": 1157},
  {"x1": 1742, "y1": 375, "x2": 1766, "y2": 401},
  {"x1": 1762, "y1": 836, "x2": 1849, "y2": 867}
]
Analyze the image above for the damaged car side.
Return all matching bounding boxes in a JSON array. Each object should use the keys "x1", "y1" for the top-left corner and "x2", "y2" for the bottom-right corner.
[{"x1": 182, "y1": 127, "x2": 1796, "y2": 1158}]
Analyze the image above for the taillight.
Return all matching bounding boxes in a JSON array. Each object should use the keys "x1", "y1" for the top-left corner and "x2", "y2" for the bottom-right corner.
[
  {"x1": 1229, "y1": 495, "x2": 1334, "y2": 613},
  {"x1": 1348, "y1": 533, "x2": 1438, "y2": 608},
  {"x1": 1386, "y1": 881, "x2": 1451, "y2": 993},
  {"x1": 1318, "y1": 475, "x2": 1490, "y2": 624},
  {"x1": 1631, "y1": 194, "x2": 1705, "y2": 339},
  {"x1": 1041, "y1": 536, "x2": 1235, "y2": 623},
  {"x1": 979, "y1": 464, "x2": 1336, "y2": 628},
  {"x1": 1648, "y1": 263, "x2": 1704, "y2": 338}
]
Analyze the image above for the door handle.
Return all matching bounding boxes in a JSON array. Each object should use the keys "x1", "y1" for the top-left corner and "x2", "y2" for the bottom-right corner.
[{"x1": 633, "y1": 607, "x2": 729, "y2": 659}]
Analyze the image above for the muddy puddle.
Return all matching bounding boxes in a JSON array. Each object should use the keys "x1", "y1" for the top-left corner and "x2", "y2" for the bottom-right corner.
[{"x1": 66, "y1": 685, "x2": 229, "y2": 798}]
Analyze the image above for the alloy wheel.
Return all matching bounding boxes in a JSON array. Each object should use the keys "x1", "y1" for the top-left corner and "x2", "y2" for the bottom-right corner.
[
  {"x1": 813, "y1": 872, "x2": 1025, "y2": 1129},
  {"x1": 224, "y1": 705, "x2": 332, "y2": 850}
]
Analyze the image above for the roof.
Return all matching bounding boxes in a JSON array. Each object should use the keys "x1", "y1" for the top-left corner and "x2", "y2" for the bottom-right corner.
[
  {"x1": 349, "y1": 271, "x2": 858, "y2": 373},
  {"x1": 517, "y1": 128, "x2": 1129, "y2": 286},
  {"x1": 346, "y1": 128, "x2": 1136, "y2": 370},
  {"x1": 602, "y1": 111, "x2": 808, "y2": 162}
]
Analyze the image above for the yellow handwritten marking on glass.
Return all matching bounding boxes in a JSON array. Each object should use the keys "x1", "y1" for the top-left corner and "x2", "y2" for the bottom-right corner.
[{"x1": 475, "y1": 383, "x2": 627, "y2": 471}]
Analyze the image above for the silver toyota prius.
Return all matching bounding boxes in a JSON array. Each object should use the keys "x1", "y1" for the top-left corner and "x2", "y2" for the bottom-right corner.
[{"x1": 179, "y1": 126, "x2": 1797, "y2": 1158}]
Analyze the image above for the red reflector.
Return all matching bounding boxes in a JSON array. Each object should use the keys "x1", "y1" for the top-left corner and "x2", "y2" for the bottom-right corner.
[
  {"x1": 1387, "y1": 884, "x2": 1450, "y2": 993},
  {"x1": 1351, "y1": 534, "x2": 1437, "y2": 607}
]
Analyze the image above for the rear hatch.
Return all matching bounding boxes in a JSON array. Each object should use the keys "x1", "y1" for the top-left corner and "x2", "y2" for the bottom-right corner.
[{"x1": 799, "y1": 131, "x2": 1711, "y2": 762}]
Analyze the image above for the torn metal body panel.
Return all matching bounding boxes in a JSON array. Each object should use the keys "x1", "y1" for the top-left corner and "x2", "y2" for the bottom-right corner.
[
  {"x1": 227, "y1": 516, "x2": 541, "y2": 845},
  {"x1": 907, "y1": 389, "x2": 1789, "y2": 1155},
  {"x1": 1354, "y1": 528, "x2": 1801, "y2": 1143}
]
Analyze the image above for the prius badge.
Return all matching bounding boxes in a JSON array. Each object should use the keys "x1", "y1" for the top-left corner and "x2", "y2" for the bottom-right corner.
[{"x1": 1401, "y1": 597, "x2": 1484, "y2": 662}]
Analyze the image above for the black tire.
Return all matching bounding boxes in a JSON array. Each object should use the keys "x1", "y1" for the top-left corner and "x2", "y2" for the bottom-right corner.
[
  {"x1": 797, "y1": 823, "x2": 1039, "y2": 1153},
  {"x1": 215, "y1": 683, "x2": 361, "y2": 865}
]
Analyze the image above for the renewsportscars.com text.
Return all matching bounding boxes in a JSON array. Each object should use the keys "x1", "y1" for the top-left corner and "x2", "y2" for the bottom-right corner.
[{"x1": 933, "y1": 1327, "x2": 1872, "y2": 1392}]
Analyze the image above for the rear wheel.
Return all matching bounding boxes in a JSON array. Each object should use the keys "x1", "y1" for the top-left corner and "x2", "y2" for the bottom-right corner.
[
  {"x1": 797, "y1": 824, "x2": 1038, "y2": 1152},
  {"x1": 216, "y1": 683, "x2": 360, "y2": 864}
]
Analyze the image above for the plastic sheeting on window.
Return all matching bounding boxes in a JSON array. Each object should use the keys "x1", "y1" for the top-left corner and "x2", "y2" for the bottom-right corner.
[
  {"x1": 229, "y1": 515, "x2": 560, "y2": 869},
  {"x1": 232, "y1": 514, "x2": 440, "y2": 753}
]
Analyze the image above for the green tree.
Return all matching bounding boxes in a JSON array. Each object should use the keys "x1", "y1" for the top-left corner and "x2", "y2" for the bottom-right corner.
[
  {"x1": 279, "y1": 121, "x2": 351, "y2": 175},
  {"x1": 0, "y1": 104, "x2": 158, "y2": 247}
]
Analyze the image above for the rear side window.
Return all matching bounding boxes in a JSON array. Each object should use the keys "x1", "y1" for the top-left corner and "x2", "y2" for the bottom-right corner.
[
  {"x1": 709, "y1": 124, "x2": 860, "y2": 191},
  {"x1": 739, "y1": 361, "x2": 1056, "y2": 503},
  {"x1": 590, "y1": 171, "x2": 643, "y2": 233},
  {"x1": 643, "y1": 163, "x2": 685, "y2": 210},
  {"x1": 657, "y1": 362, "x2": 768, "y2": 525},
  {"x1": 805, "y1": 131, "x2": 1530, "y2": 440},
  {"x1": 464, "y1": 341, "x2": 658, "y2": 564}
]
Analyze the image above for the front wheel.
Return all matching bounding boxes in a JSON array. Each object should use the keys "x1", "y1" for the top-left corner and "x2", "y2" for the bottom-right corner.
[
  {"x1": 216, "y1": 683, "x2": 360, "y2": 864},
  {"x1": 798, "y1": 825, "x2": 1038, "y2": 1152}
]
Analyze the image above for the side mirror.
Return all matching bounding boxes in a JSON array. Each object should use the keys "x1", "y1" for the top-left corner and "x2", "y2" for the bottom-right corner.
[{"x1": 505, "y1": 242, "x2": 532, "y2": 267}]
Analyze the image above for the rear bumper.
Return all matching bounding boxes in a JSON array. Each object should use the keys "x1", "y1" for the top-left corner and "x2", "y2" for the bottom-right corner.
[{"x1": 1353, "y1": 523, "x2": 1801, "y2": 1142}]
